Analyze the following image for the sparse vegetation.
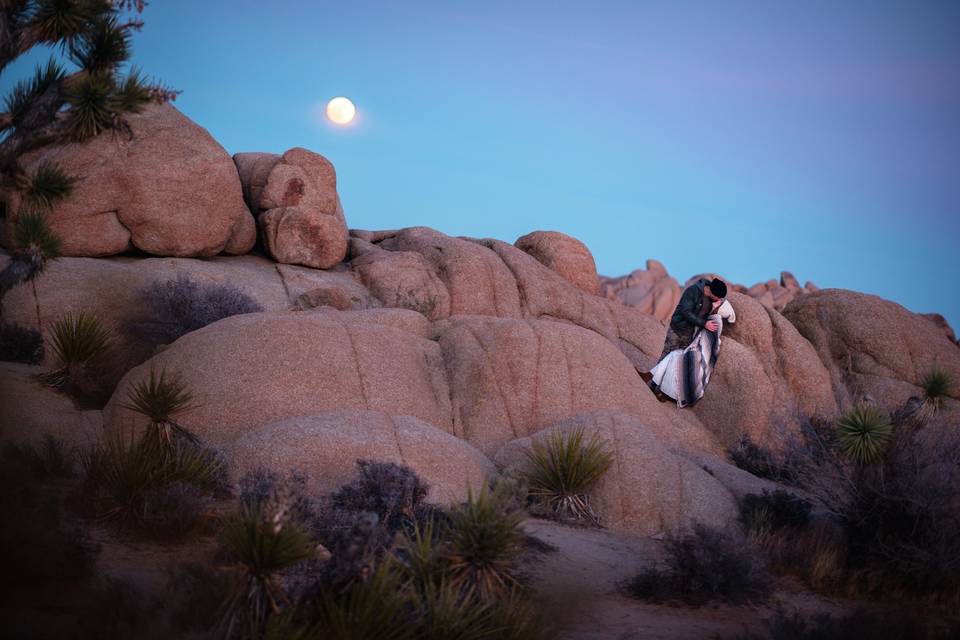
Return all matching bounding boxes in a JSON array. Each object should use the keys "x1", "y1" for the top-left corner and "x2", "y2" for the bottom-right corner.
[
  {"x1": 918, "y1": 365, "x2": 954, "y2": 422},
  {"x1": 124, "y1": 274, "x2": 263, "y2": 352},
  {"x1": 83, "y1": 430, "x2": 226, "y2": 536},
  {"x1": 3, "y1": 435, "x2": 76, "y2": 478},
  {"x1": 330, "y1": 459, "x2": 431, "y2": 534},
  {"x1": 728, "y1": 434, "x2": 795, "y2": 483},
  {"x1": 0, "y1": 321, "x2": 44, "y2": 364},
  {"x1": 120, "y1": 366, "x2": 200, "y2": 447},
  {"x1": 627, "y1": 524, "x2": 770, "y2": 605},
  {"x1": 740, "y1": 490, "x2": 812, "y2": 536},
  {"x1": 523, "y1": 426, "x2": 614, "y2": 523},
  {"x1": 724, "y1": 606, "x2": 960, "y2": 640},
  {"x1": 835, "y1": 404, "x2": 892, "y2": 465},
  {"x1": 445, "y1": 483, "x2": 525, "y2": 600},
  {"x1": 41, "y1": 310, "x2": 112, "y2": 387}
]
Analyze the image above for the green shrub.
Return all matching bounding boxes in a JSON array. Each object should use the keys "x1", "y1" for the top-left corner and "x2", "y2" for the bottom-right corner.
[
  {"x1": 740, "y1": 490, "x2": 811, "y2": 536},
  {"x1": 216, "y1": 499, "x2": 318, "y2": 640},
  {"x1": 523, "y1": 426, "x2": 614, "y2": 522},
  {"x1": 728, "y1": 434, "x2": 796, "y2": 483},
  {"x1": 83, "y1": 432, "x2": 226, "y2": 534},
  {"x1": 919, "y1": 365, "x2": 954, "y2": 421},
  {"x1": 627, "y1": 524, "x2": 770, "y2": 605},
  {"x1": 835, "y1": 404, "x2": 892, "y2": 465},
  {"x1": 445, "y1": 483, "x2": 524, "y2": 601},
  {"x1": 0, "y1": 321, "x2": 44, "y2": 364},
  {"x1": 120, "y1": 366, "x2": 199, "y2": 447},
  {"x1": 40, "y1": 310, "x2": 118, "y2": 405}
]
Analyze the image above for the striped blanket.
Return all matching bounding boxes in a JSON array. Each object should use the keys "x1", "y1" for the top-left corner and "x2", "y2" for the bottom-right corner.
[{"x1": 649, "y1": 312, "x2": 725, "y2": 408}]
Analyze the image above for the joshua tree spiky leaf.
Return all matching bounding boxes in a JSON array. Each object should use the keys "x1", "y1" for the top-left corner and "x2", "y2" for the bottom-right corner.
[
  {"x1": 523, "y1": 426, "x2": 614, "y2": 522},
  {"x1": 836, "y1": 404, "x2": 893, "y2": 465},
  {"x1": 918, "y1": 365, "x2": 954, "y2": 421},
  {"x1": 68, "y1": 15, "x2": 131, "y2": 75},
  {"x1": 113, "y1": 67, "x2": 153, "y2": 112},
  {"x1": 216, "y1": 500, "x2": 317, "y2": 639},
  {"x1": 14, "y1": 210, "x2": 63, "y2": 261},
  {"x1": 445, "y1": 484, "x2": 524, "y2": 601},
  {"x1": 39, "y1": 310, "x2": 110, "y2": 388},
  {"x1": 25, "y1": 160, "x2": 76, "y2": 210},
  {"x1": 62, "y1": 72, "x2": 116, "y2": 141},
  {"x1": 3, "y1": 58, "x2": 66, "y2": 130},
  {"x1": 23, "y1": 0, "x2": 96, "y2": 51},
  {"x1": 120, "y1": 367, "x2": 199, "y2": 446}
]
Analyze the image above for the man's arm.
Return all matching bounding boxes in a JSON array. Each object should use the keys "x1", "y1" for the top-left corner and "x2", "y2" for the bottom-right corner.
[{"x1": 676, "y1": 286, "x2": 707, "y2": 328}]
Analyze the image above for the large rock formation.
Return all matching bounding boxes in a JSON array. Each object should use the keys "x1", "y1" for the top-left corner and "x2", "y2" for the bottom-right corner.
[
  {"x1": 514, "y1": 230, "x2": 600, "y2": 295},
  {"x1": 494, "y1": 411, "x2": 738, "y2": 536},
  {"x1": 228, "y1": 410, "x2": 494, "y2": 505},
  {"x1": 2, "y1": 103, "x2": 255, "y2": 257},
  {"x1": 234, "y1": 148, "x2": 349, "y2": 269},
  {"x1": 783, "y1": 289, "x2": 960, "y2": 411}
]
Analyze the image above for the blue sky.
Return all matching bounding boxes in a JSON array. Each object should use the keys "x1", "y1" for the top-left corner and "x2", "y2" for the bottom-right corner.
[{"x1": 5, "y1": 1, "x2": 960, "y2": 329}]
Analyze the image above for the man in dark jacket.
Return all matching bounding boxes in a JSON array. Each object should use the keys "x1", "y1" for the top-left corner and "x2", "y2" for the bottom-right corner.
[{"x1": 657, "y1": 277, "x2": 728, "y2": 361}]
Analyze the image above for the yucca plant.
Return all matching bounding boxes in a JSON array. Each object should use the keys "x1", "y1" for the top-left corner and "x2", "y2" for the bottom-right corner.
[
  {"x1": 397, "y1": 516, "x2": 448, "y2": 591},
  {"x1": 83, "y1": 429, "x2": 225, "y2": 529},
  {"x1": 414, "y1": 579, "x2": 500, "y2": 640},
  {"x1": 523, "y1": 426, "x2": 614, "y2": 522},
  {"x1": 216, "y1": 500, "x2": 318, "y2": 640},
  {"x1": 445, "y1": 484, "x2": 524, "y2": 601},
  {"x1": 835, "y1": 404, "x2": 893, "y2": 465},
  {"x1": 120, "y1": 366, "x2": 199, "y2": 447},
  {"x1": 311, "y1": 556, "x2": 414, "y2": 640},
  {"x1": 40, "y1": 310, "x2": 111, "y2": 389},
  {"x1": 918, "y1": 365, "x2": 954, "y2": 423}
]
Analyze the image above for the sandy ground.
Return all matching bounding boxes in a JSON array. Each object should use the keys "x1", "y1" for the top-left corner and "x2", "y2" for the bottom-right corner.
[{"x1": 520, "y1": 518, "x2": 846, "y2": 640}]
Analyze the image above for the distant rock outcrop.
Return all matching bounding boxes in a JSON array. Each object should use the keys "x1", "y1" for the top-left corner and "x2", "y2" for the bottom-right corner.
[
  {"x1": 2, "y1": 103, "x2": 255, "y2": 257},
  {"x1": 234, "y1": 147, "x2": 349, "y2": 269}
]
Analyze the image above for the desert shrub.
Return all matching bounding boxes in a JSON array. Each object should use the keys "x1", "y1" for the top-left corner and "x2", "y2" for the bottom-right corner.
[
  {"x1": 331, "y1": 460, "x2": 430, "y2": 534},
  {"x1": 83, "y1": 432, "x2": 227, "y2": 535},
  {"x1": 0, "y1": 320, "x2": 43, "y2": 363},
  {"x1": 523, "y1": 426, "x2": 614, "y2": 523},
  {"x1": 216, "y1": 498, "x2": 318, "y2": 640},
  {"x1": 141, "y1": 481, "x2": 209, "y2": 538},
  {"x1": 120, "y1": 366, "x2": 200, "y2": 447},
  {"x1": 239, "y1": 468, "x2": 324, "y2": 534},
  {"x1": 835, "y1": 404, "x2": 892, "y2": 465},
  {"x1": 444, "y1": 483, "x2": 525, "y2": 601},
  {"x1": 918, "y1": 365, "x2": 954, "y2": 422},
  {"x1": 126, "y1": 273, "x2": 262, "y2": 349},
  {"x1": 167, "y1": 561, "x2": 235, "y2": 634},
  {"x1": 728, "y1": 434, "x2": 796, "y2": 483},
  {"x1": 3, "y1": 434, "x2": 76, "y2": 478},
  {"x1": 627, "y1": 524, "x2": 770, "y2": 605},
  {"x1": 724, "y1": 606, "x2": 959, "y2": 640},
  {"x1": 740, "y1": 490, "x2": 812, "y2": 535},
  {"x1": 39, "y1": 310, "x2": 119, "y2": 405}
]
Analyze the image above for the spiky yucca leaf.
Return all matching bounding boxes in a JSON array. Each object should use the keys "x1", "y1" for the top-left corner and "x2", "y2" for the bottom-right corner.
[
  {"x1": 114, "y1": 66, "x2": 153, "y2": 112},
  {"x1": 314, "y1": 557, "x2": 414, "y2": 640},
  {"x1": 445, "y1": 484, "x2": 524, "y2": 601},
  {"x1": 216, "y1": 501, "x2": 317, "y2": 639},
  {"x1": 45, "y1": 310, "x2": 110, "y2": 375},
  {"x1": 523, "y1": 426, "x2": 614, "y2": 521},
  {"x1": 14, "y1": 210, "x2": 63, "y2": 261},
  {"x1": 397, "y1": 517, "x2": 447, "y2": 590},
  {"x1": 68, "y1": 15, "x2": 130, "y2": 75},
  {"x1": 920, "y1": 365, "x2": 953, "y2": 416},
  {"x1": 25, "y1": 161, "x2": 76, "y2": 210},
  {"x1": 120, "y1": 367, "x2": 198, "y2": 445},
  {"x1": 62, "y1": 73, "x2": 116, "y2": 141},
  {"x1": 3, "y1": 58, "x2": 66, "y2": 129},
  {"x1": 414, "y1": 579, "x2": 500, "y2": 640},
  {"x1": 83, "y1": 432, "x2": 225, "y2": 526},
  {"x1": 836, "y1": 404, "x2": 893, "y2": 465},
  {"x1": 24, "y1": 0, "x2": 97, "y2": 48}
]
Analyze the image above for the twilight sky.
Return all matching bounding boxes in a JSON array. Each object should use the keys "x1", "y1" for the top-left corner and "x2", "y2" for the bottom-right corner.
[{"x1": 6, "y1": 1, "x2": 960, "y2": 328}]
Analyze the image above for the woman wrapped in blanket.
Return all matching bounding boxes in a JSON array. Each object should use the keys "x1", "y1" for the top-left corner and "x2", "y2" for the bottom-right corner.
[{"x1": 648, "y1": 298, "x2": 736, "y2": 407}]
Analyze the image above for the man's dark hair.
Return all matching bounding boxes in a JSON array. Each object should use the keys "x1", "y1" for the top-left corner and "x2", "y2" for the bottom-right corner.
[{"x1": 708, "y1": 278, "x2": 727, "y2": 298}]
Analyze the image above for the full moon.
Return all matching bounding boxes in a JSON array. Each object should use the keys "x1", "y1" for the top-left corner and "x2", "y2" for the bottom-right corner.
[{"x1": 326, "y1": 97, "x2": 356, "y2": 125}]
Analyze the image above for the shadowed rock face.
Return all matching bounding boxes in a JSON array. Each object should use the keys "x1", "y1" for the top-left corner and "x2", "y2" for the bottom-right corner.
[
  {"x1": 783, "y1": 288, "x2": 960, "y2": 412},
  {"x1": 2, "y1": 103, "x2": 255, "y2": 258},
  {"x1": 228, "y1": 410, "x2": 494, "y2": 505}
]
